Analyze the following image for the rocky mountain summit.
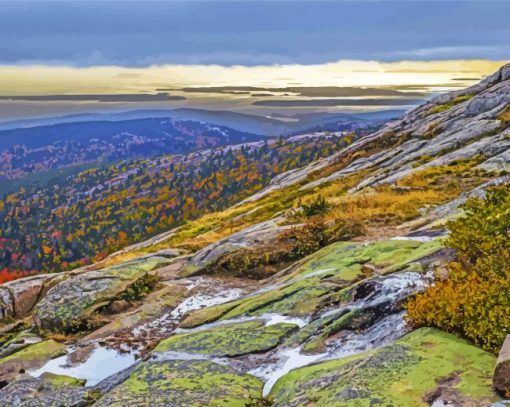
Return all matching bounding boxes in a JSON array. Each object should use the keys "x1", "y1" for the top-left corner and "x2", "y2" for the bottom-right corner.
[{"x1": 0, "y1": 63, "x2": 509, "y2": 406}]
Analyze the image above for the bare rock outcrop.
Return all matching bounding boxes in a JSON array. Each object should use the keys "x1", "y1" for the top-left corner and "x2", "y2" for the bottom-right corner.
[{"x1": 494, "y1": 334, "x2": 510, "y2": 395}]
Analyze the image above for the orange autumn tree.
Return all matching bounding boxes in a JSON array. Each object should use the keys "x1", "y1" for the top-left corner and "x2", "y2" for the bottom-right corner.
[{"x1": 406, "y1": 184, "x2": 510, "y2": 352}]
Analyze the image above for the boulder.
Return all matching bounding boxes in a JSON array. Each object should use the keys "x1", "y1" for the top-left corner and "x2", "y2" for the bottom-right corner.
[
  {"x1": 271, "y1": 328, "x2": 499, "y2": 406},
  {"x1": 180, "y1": 216, "x2": 293, "y2": 276},
  {"x1": 0, "y1": 340, "x2": 66, "y2": 383},
  {"x1": 94, "y1": 359, "x2": 263, "y2": 407},
  {"x1": 0, "y1": 375, "x2": 97, "y2": 406},
  {"x1": 494, "y1": 335, "x2": 510, "y2": 395},
  {"x1": 33, "y1": 256, "x2": 171, "y2": 332},
  {"x1": 0, "y1": 274, "x2": 55, "y2": 320},
  {"x1": 154, "y1": 320, "x2": 298, "y2": 357}
]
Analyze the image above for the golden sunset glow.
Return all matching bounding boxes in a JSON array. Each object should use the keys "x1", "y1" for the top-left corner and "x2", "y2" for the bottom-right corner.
[{"x1": 1, "y1": 59, "x2": 506, "y2": 95}]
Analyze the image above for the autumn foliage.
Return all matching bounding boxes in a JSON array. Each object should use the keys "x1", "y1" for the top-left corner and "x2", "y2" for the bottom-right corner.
[
  {"x1": 406, "y1": 184, "x2": 510, "y2": 353},
  {"x1": 0, "y1": 135, "x2": 350, "y2": 277}
]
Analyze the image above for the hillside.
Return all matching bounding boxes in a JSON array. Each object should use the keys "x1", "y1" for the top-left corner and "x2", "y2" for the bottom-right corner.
[
  {"x1": 0, "y1": 118, "x2": 264, "y2": 181},
  {"x1": 0, "y1": 109, "x2": 392, "y2": 183},
  {"x1": 0, "y1": 133, "x2": 361, "y2": 279},
  {"x1": 0, "y1": 63, "x2": 508, "y2": 406}
]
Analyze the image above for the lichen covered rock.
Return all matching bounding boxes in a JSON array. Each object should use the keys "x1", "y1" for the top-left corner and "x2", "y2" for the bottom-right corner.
[
  {"x1": 0, "y1": 340, "x2": 66, "y2": 382},
  {"x1": 181, "y1": 239, "x2": 443, "y2": 329},
  {"x1": 94, "y1": 359, "x2": 264, "y2": 407},
  {"x1": 270, "y1": 328, "x2": 500, "y2": 406},
  {"x1": 154, "y1": 320, "x2": 298, "y2": 357},
  {"x1": 0, "y1": 375, "x2": 99, "y2": 406},
  {"x1": 33, "y1": 257, "x2": 171, "y2": 332}
]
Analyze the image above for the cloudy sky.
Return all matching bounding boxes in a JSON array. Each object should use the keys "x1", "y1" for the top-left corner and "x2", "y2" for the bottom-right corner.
[
  {"x1": 2, "y1": 0, "x2": 510, "y2": 66},
  {"x1": 0, "y1": 1, "x2": 508, "y2": 120}
]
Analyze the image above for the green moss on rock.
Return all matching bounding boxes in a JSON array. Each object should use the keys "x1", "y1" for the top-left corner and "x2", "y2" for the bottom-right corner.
[
  {"x1": 155, "y1": 320, "x2": 298, "y2": 357},
  {"x1": 33, "y1": 256, "x2": 171, "y2": 333},
  {"x1": 0, "y1": 339, "x2": 65, "y2": 364},
  {"x1": 181, "y1": 239, "x2": 443, "y2": 329},
  {"x1": 95, "y1": 359, "x2": 265, "y2": 407},
  {"x1": 0, "y1": 340, "x2": 66, "y2": 382},
  {"x1": 271, "y1": 327, "x2": 500, "y2": 406},
  {"x1": 40, "y1": 371, "x2": 86, "y2": 387},
  {"x1": 427, "y1": 95, "x2": 474, "y2": 116}
]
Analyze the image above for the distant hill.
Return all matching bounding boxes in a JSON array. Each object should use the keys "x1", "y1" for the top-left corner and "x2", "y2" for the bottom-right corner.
[
  {"x1": 0, "y1": 107, "x2": 404, "y2": 135},
  {"x1": 0, "y1": 118, "x2": 264, "y2": 180},
  {"x1": 0, "y1": 108, "x2": 398, "y2": 181}
]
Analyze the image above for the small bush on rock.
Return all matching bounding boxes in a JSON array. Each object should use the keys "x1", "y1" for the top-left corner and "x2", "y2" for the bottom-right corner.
[
  {"x1": 406, "y1": 185, "x2": 510, "y2": 352},
  {"x1": 299, "y1": 195, "x2": 330, "y2": 218}
]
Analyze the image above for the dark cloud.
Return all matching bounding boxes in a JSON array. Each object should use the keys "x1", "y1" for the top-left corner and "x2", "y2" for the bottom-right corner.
[{"x1": 0, "y1": 1, "x2": 509, "y2": 66}]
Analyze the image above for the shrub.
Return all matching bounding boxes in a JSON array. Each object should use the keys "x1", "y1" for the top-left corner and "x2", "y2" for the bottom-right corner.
[
  {"x1": 121, "y1": 272, "x2": 159, "y2": 302},
  {"x1": 498, "y1": 103, "x2": 510, "y2": 123},
  {"x1": 325, "y1": 218, "x2": 366, "y2": 242},
  {"x1": 213, "y1": 245, "x2": 293, "y2": 279},
  {"x1": 284, "y1": 220, "x2": 329, "y2": 257},
  {"x1": 299, "y1": 195, "x2": 330, "y2": 218},
  {"x1": 406, "y1": 184, "x2": 510, "y2": 352}
]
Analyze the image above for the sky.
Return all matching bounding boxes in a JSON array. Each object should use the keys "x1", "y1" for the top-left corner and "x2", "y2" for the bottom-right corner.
[
  {"x1": 1, "y1": 1, "x2": 510, "y2": 66},
  {"x1": 0, "y1": 1, "x2": 508, "y2": 120}
]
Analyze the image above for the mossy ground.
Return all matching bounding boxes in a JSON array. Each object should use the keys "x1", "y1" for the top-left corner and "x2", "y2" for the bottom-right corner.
[
  {"x1": 181, "y1": 239, "x2": 443, "y2": 329},
  {"x1": 95, "y1": 359, "x2": 265, "y2": 407},
  {"x1": 40, "y1": 371, "x2": 86, "y2": 387},
  {"x1": 0, "y1": 339, "x2": 66, "y2": 364},
  {"x1": 154, "y1": 320, "x2": 298, "y2": 357},
  {"x1": 270, "y1": 327, "x2": 500, "y2": 406}
]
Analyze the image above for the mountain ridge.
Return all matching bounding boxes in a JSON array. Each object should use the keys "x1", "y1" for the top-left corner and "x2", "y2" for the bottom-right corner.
[{"x1": 0, "y1": 62, "x2": 509, "y2": 405}]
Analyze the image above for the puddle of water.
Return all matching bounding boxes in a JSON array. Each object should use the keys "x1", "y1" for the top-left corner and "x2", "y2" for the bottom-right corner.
[
  {"x1": 30, "y1": 346, "x2": 137, "y2": 386},
  {"x1": 132, "y1": 281, "x2": 245, "y2": 338}
]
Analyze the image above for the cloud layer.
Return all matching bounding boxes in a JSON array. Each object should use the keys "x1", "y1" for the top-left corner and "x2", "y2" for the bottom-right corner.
[{"x1": 1, "y1": 1, "x2": 510, "y2": 66}]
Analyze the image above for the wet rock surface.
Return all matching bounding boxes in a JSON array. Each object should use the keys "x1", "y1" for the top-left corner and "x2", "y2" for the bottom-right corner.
[
  {"x1": 1, "y1": 64, "x2": 510, "y2": 405},
  {"x1": 94, "y1": 359, "x2": 264, "y2": 407},
  {"x1": 270, "y1": 328, "x2": 499, "y2": 407}
]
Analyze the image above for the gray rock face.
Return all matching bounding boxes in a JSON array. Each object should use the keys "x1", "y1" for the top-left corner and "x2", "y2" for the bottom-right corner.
[
  {"x1": 245, "y1": 63, "x2": 510, "y2": 195},
  {"x1": 494, "y1": 335, "x2": 510, "y2": 395},
  {"x1": 180, "y1": 215, "x2": 294, "y2": 276},
  {"x1": 0, "y1": 376, "x2": 95, "y2": 407},
  {"x1": 0, "y1": 274, "x2": 56, "y2": 321},
  {"x1": 33, "y1": 256, "x2": 171, "y2": 331},
  {"x1": 428, "y1": 175, "x2": 510, "y2": 220}
]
